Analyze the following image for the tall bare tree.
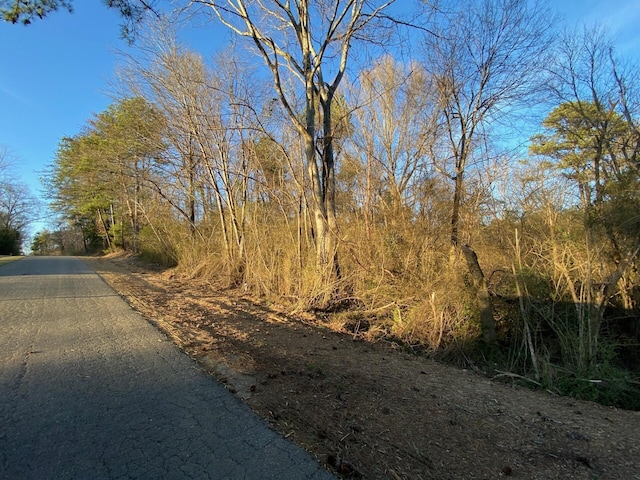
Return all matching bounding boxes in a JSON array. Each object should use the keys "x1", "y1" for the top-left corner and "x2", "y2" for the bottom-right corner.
[
  {"x1": 423, "y1": 0, "x2": 555, "y2": 250},
  {"x1": 197, "y1": 0, "x2": 395, "y2": 304},
  {"x1": 350, "y1": 55, "x2": 438, "y2": 234},
  {"x1": 118, "y1": 25, "x2": 262, "y2": 280},
  {"x1": 420, "y1": 0, "x2": 555, "y2": 342}
]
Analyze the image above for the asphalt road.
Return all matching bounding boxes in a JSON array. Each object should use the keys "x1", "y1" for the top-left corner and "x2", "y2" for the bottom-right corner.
[{"x1": 0, "y1": 256, "x2": 335, "y2": 480}]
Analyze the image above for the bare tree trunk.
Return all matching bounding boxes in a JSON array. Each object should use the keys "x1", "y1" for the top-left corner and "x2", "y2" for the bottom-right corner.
[
  {"x1": 450, "y1": 171, "x2": 464, "y2": 248},
  {"x1": 305, "y1": 134, "x2": 332, "y2": 273},
  {"x1": 187, "y1": 151, "x2": 197, "y2": 238},
  {"x1": 321, "y1": 92, "x2": 341, "y2": 281},
  {"x1": 97, "y1": 208, "x2": 111, "y2": 250},
  {"x1": 461, "y1": 244, "x2": 497, "y2": 344}
]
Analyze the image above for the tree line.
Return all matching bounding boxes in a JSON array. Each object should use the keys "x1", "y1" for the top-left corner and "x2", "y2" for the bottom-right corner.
[
  {"x1": 0, "y1": 147, "x2": 39, "y2": 255},
  {"x1": 11, "y1": 0, "x2": 640, "y2": 408}
]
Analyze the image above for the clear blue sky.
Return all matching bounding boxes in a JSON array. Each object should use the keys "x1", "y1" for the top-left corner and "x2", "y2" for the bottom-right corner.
[
  {"x1": 0, "y1": 3, "x2": 127, "y2": 195},
  {"x1": 0, "y1": 0, "x2": 639, "y2": 235}
]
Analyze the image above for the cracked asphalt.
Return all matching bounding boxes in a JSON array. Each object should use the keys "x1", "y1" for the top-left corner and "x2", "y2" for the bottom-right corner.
[{"x1": 0, "y1": 256, "x2": 335, "y2": 480}]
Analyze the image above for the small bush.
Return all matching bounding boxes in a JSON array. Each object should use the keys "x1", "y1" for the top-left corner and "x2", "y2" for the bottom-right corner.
[{"x1": 551, "y1": 369, "x2": 640, "y2": 410}]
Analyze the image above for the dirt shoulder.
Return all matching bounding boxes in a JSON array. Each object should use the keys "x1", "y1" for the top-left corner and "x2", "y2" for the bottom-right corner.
[{"x1": 87, "y1": 255, "x2": 640, "y2": 480}]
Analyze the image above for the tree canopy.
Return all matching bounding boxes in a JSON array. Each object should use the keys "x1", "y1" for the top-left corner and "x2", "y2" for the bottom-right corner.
[
  {"x1": 1, "y1": 0, "x2": 157, "y2": 37},
  {"x1": 48, "y1": 97, "x2": 165, "y2": 251},
  {"x1": 0, "y1": 0, "x2": 73, "y2": 24},
  {"x1": 0, "y1": 147, "x2": 38, "y2": 254}
]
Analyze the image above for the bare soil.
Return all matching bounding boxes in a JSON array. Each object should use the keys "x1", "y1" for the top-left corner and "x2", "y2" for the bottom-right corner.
[{"x1": 87, "y1": 254, "x2": 640, "y2": 480}]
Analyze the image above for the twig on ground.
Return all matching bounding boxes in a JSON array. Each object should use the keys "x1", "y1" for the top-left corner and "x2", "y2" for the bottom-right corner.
[{"x1": 493, "y1": 370, "x2": 542, "y2": 387}]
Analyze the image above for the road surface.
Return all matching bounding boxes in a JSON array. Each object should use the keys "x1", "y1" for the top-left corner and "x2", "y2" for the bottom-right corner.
[{"x1": 0, "y1": 256, "x2": 334, "y2": 480}]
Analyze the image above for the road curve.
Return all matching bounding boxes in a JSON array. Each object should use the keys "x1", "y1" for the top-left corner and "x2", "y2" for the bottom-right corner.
[{"x1": 0, "y1": 256, "x2": 335, "y2": 480}]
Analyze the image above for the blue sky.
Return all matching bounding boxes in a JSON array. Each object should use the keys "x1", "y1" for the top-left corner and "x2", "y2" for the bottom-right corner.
[
  {"x1": 0, "y1": 3, "x2": 129, "y2": 217},
  {"x1": 1, "y1": 0, "x2": 639, "y2": 235}
]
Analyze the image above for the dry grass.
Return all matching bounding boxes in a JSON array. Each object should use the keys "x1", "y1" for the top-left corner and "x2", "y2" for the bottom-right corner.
[{"x1": 131, "y1": 199, "x2": 640, "y2": 409}]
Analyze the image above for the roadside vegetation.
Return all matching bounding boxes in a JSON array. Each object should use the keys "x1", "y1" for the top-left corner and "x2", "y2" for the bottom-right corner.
[
  {"x1": 15, "y1": 0, "x2": 640, "y2": 409},
  {"x1": 0, "y1": 255, "x2": 23, "y2": 266},
  {"x1": 0, "y1": 146, "x2": 38, "y2": 256}
]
